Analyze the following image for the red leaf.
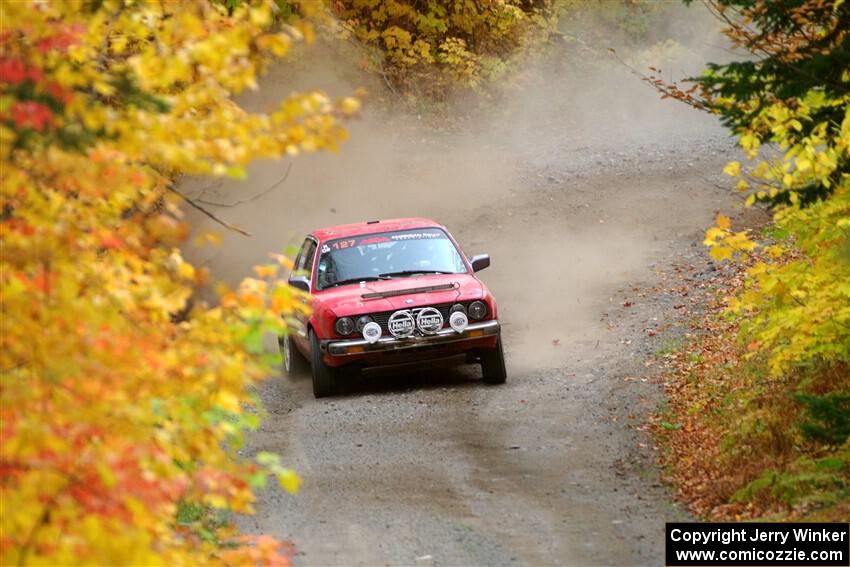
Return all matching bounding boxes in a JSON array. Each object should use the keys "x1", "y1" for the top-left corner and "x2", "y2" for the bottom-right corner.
[{"x1": 10, "y1": 101, "x2": 54, "y2": 131}]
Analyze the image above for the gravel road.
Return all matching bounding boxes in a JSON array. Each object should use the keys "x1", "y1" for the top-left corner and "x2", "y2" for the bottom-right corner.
[
  {"x1": 228, "y1": 136, "x2": 739, "y2": 567},
  {"x1": 181, "y1": 40, "x2": 744, "y2": 566}
]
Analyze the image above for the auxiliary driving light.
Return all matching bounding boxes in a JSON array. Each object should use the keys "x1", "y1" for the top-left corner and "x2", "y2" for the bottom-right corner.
[
  {"x1": 449, "y1": 310, "x2": 469, "y2": 333},
  {"x1": 361, "y1": 321, "x2": 382, "y2": 344}
]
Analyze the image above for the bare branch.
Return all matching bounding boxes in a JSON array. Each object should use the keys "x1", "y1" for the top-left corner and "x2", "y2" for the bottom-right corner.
[
  {"x1": 194, "y1": 162, "x2": 293, "y2": 208},
  {"x1": 607, "y1": 48, "x2": 711, "y2": 112},
  {"x1": 167, "y1": 185, "x2": 252, "y2": 236}
]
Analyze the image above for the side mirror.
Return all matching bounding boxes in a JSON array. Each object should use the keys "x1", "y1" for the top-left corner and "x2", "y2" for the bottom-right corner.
[
  {"x1": 469, "y1": 254, "x2": 490, "y2": 273},
  {"x1": 288, "y1": 275, "x2": 311, "y2": 292}
]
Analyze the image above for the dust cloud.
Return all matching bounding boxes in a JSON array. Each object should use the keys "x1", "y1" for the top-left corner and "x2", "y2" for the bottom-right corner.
[{"x1": 180, "y1": 3, "x2": 732, "y2": 371}]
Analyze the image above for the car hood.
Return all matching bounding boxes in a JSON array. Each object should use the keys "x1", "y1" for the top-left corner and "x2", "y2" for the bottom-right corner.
[{"x1": 315, "y1": 273, "x2": 484, "y2": 316}]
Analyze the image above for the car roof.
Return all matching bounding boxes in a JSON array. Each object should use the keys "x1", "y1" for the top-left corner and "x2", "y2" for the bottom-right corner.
[{"x1": 310, "y1": 217, "x2": 445, "y2": 241}]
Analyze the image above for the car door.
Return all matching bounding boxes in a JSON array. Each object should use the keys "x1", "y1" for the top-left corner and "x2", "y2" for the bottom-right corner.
[{"x1": 290, "y1": 236, "x2": 317, "y2": 354}]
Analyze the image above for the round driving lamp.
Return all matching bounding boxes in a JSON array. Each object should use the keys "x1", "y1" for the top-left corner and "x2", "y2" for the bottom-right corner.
[
  {"x1": 334, "y1": 316, "x2": 355, "y2": 336},
  {"x1": 361, "y1": 321, "x2": 382, "y2": 344},
  {"x1": 356, "y1": 315, "x2": 374, "y2": 332},
  {"x1": 468, "y1": 300, "x2": 488, "y2": 320},
  {"x1": 449, "y1": 310, "x2": 469, "y2": 333}
]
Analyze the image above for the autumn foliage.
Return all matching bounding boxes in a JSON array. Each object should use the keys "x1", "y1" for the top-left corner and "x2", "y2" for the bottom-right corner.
[
  {"x1": 655, "y1": 259, "x2": 849, "y2": 521},
  {"x1": 0, "y1": 1, "x2": 358, "y2": 564},
  {"x1": 336, "y1": 0, "x2": 555, "y2": 98},
  {"x1": 654, "y1": 0, "x2": 849, "y2": 521}
]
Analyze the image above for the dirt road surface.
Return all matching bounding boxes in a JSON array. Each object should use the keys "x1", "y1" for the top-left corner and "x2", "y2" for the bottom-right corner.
[{"x1": 181, "y1": 39, "x2": 741, "y2": 566}]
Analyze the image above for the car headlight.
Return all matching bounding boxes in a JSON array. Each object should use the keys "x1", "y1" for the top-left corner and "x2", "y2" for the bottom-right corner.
[
  {"x1": 356, "y1": 315, "x2": 374, "y2": 332},
  {"x1": 334, "y1": 316, "x2": 355, "y2": 336},
  {"x1": 450, "y1": 303, "x2": 467, "y2": 315},
  {"x1": 468, "y1": 300, "x2": 487, "y2": 320}
]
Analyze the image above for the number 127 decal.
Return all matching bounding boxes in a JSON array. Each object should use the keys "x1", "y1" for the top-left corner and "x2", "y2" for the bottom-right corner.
[{"x1": 330, "y1": 239, "x2": 356, "y2": 250}]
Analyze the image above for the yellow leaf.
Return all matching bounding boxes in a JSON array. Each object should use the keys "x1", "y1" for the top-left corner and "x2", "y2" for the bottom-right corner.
[
  {"x1": 94, "y1": 80, "x2": 115, "y2": 96},
  {"x1": 250, "y1": 5, "x2": 272, "y2": 27},
  {"x1": 204, "y1": 231, "x2": 223, "y2": 246},
  {"x1": 178, "y1": 262, "x2": 195, "y2": 280},
  {"x1": 215, "y1": 391, "x2": 241, "y2": 413},
  {"x1": 723, "y1": 161, "x2": 741, "y2": 176},
  {"x1": 277, "y1": 469, "x2": 301, "y2": 493},
  {"x1": 254, "y1": 264, "x2": 278, "y2": 278},
  {"x1": 96, "y1": 463, "x2": 118, "y2": 488},
  {"x1": 269, "y1": 253, "x2": 294, "y2": 270},
  {"x1": 716, "y1": 214, "x2": 731, "y2": 230},
  {"x1": 206, "y1": 494, "x2": 228, "y2": 509},
  {"x1": 709, "y1": 246, "x2": 733, "y2": 261},
  {"x1": 340, "y1": 97, "x2": 360, "y2": 115},
  {"x1": 748, "y1": 262, "x2": 768, "y2": 276}
]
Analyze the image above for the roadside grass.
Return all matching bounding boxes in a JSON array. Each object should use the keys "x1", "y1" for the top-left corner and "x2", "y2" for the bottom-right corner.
[
  {"x1": 651, "y1": 263, "x2": 849, "y2": 522},
  {"x1": 175, "y1": 501, "x2": 232, "y2": 546},
  {"x1": 653, "y1": 337, "x2": 685, "y2": 359}
]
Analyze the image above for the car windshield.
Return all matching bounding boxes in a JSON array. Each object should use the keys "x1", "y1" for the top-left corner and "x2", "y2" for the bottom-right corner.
[{"x1": 316, "y1": 228, "x2": 468, "y2": 290}]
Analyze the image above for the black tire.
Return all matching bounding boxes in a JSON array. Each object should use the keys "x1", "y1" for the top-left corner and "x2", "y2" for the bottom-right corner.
[
  {"x1": 481, "y1": 336, "x2": 507, "y2": 384},
  {"x1": 279, "y1": 333, "x2": 309, "y2": 378},
  {"x1": 310, "y1": 330, "x2": 341, "y2": 398}
]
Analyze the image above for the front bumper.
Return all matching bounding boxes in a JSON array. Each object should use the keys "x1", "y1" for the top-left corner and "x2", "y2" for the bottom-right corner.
[{"x1": 323, "y1": 320, "x2": 500, "y2": 357}]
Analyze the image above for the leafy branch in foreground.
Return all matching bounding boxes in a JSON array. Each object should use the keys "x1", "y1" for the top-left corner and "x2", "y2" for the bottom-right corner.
[
  {"x1": 1, "y1": 1, "x2": 358, "y2": 564},
  {"x1": 645, "y1": 0, "x2": 850, "y2": 375},
  {"x1": 652, "y1": 0, "x2": 849, "y2": 523}
]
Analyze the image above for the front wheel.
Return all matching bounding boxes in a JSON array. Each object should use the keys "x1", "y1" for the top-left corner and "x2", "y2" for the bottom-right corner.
[
  {"x1": 481, "y1": 336, "x2": 507, "y2": 384},
  {"x1": 310, "y1": 330, "x2": 341, "y2": 398}
]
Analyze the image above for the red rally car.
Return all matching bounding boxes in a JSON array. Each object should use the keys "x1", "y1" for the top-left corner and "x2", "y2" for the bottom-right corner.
[{"x1": 281, "y1": 217, "x2": 506, "y2": 397}]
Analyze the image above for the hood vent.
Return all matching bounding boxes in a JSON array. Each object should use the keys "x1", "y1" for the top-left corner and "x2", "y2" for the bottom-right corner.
[{"x1": 361, "y1": 282, "x2": 457, "y2": 300}]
